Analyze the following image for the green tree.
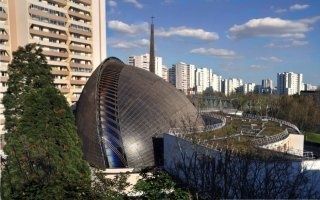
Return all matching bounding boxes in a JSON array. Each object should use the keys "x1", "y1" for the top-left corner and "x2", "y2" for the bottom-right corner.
[
  {"x1": 1, "y1": 44, "x2": 92, "y2": 199},
  {"x1": 134, "y1": 168, "x2": 190, "y2": 200}
]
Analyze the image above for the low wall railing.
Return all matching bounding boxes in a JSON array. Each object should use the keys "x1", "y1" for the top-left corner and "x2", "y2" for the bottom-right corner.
[
  {"x1": 168, "y1": 113, "x2": 226, "y2": 135},
  {"x1": 243, "y1": 113, "x2": 301, "y2": 134},
  {"x1": 252, "y1": 129, "x2": 289, "y2": 146}
]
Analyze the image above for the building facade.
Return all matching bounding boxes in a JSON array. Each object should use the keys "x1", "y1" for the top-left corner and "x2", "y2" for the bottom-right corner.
[
  {"x1": 222, "y1": 78, "x2": 243, "y2": 96},
  {"x1": 170, "y1": 62, "x2": 196, "y2": 94},
  {"x1": 277, "y1": 72, "x2": 303, "y2": 95},
  {"x1": 0, "y1": 0, "x2": 107, "y2": 144},
  {"x1": 242, "y1": 83, "x2": 256, "y2": 94},
  {"x1": 261, "y1": 79, "x2": 273, "y2": 94},
  {"x1": 128, "y1": 53, "x2": 167, "y2": 81}
]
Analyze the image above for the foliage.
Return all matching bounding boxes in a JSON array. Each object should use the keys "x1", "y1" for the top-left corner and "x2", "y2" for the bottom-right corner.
[
  {"x1": 305, "y1": 132, "x2": 320, "y2": 144},
  {"x1": 133, "y1": 168, "x2": 190, "y2": 200},
  {"x1": 90, "y1": 170, "x2": 130, "y2": 199},
  {"x1": 203, "y1": 93, "x2": 320, "y2": 132},
  {"x1": 1, "y1": 44, "x2": 92, "y2": 199}
]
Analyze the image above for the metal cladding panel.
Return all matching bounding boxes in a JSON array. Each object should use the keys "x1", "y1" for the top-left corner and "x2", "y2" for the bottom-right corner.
[
  {"x1": 76, "y1": 62, "x2": 105, "y2": 169},
  {"x1": 76, "y1": 57, "x2": 202, "y2": 169},
  {"x1": 117, "y1": 66, "x2": 201, "y2": 167}
]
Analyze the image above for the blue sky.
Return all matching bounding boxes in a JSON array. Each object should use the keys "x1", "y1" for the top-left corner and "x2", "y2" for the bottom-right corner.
[{"x1": 106, "y1": 0, "x2": 320, "y2": 86}]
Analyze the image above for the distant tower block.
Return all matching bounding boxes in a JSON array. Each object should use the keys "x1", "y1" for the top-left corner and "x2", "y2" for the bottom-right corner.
[{"x1": 149, "y1": 16, "x2": 155, "y2": 73}]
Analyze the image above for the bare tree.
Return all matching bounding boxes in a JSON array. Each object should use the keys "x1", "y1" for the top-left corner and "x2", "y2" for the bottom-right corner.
[{"x1": 165, "y1": 120, "x2": 320, "y2": 199}]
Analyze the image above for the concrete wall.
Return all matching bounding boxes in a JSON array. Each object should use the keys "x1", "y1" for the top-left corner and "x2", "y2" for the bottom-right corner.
[{"x1": 163, "y1": 133, "x2": 320, "y2": 198}]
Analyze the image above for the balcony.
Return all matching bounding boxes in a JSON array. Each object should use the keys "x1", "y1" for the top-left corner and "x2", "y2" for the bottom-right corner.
[
  {"x1": 70, "y1": 79, "x2": 86, "y2": 85},
  {"x1": 72, "y1": 71, "x2": 91, "y2": 77},
  {"x1": 0, "y1": 34, "x2": 9, "y2": 41},
  {"x1": 69, "y1": 45, "x2": 92, "y2": 53},
  {"x1": 69, "y1": 27, "x2": 92, "y2": 37},
  {"x1": 76, "y1": 0, "x2": 91, "y2": 6},
  {"x1": 0, "y1": 12, "x2": 7, "y2": 21},
  {"x1": 54, "y1": 79, "x2": 69, "y2": 84},
  {"x1": 51, "y1": 69, "x2": 69, "y2": 76},
  {"x1": 59, "y1": 87, "x2": 70, "y2": 93},
  {"x1": 29, "y1": 19, "x2": 68, "y2": 31},
  {"x1": 72, "y1": 87, "x2": 83, "y2": 93},
  {"x1": 70, "y1": 37, "x2": 92, "y2": 45},
  {"x1": 0, "y1": 76, "x2": 8, "y2": 82},
  {"x1": 30, "y1": 29, "x2": 68, "y2": 41},
  {"x1": 29, "y1": 9, "x2": 67, "y2": 23},
  {"x1": 68, "y1": 10, "x2": 91, "y2": 21},
  {"x1": 70, "y1": 54, "x2": 92, "y2": 61},
  {"x1": 0, "y1": 55, "x2": 10, "y2": 62},
  {"x1": 47, "y1": 0, "x2": 67, "y2": 7},
  {"x1": 47, "y1": 60, "x2": 68, "y2": 66},
  {"x1": 42, "y1": 50, "x2": 68, "y2": 58},
  {"x1": 70, "y1": 62, "x2": 92, "y2": 69}
]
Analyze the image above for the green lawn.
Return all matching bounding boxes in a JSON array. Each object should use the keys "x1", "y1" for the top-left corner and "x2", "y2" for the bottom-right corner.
[{"x1": 305, "y1": 132, "x2": 320, "y2": 144}]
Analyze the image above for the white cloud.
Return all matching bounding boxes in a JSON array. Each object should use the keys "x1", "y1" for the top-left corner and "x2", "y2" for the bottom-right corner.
[
  {"x1": 228, "y1": 16, "x2": 320, "y2": 39},
  {"x1": 259, "y1": 56, "x2": 283, "y2": 62},
  {"x1": 108, "y1": 20, "x2": 148, "y2": 34},
  {"x1": 265, "y1": 40, "x2": 309, "y2": 48},
  {"x1": 123, "y1": 0, "x2": 143, "y2": 9},
  {"x1": 108, "y1": 0, "x2": 117, "y2": 7},
  {"x1": 290, "y1": 4, "x2": 309, "y2": 11},
  {"x1": 190, "y1": 47, "x2": 237, "y2": 58},
  {"x1": 250, "y1": 65, "x2": 267, "y2": 71},
  {"x1": 291, "y1": 40, "x2": 308, "y2": 46},
  {"x1": 156, "y1": 27, "x2": 219, "y2": 41},
  {"x1": 274, "y1": 8, "x2": 287, "y2": 13},
  {"x1": 111, "y1": 39, "x2": 149, "y2": 49}
]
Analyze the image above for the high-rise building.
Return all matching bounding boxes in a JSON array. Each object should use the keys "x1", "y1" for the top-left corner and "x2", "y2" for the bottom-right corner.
[
  {"x1": 162, "y1": 65, "x2": 168, "y2": 82},
  {"x1": 0, "y1": 0, "x2": 107, "y2": 139},
  {"x1": 210, "y1": 73, "x2": 222, "y2": 93},
  {"x1": 277, "y1": 72, "x2": 303, "y2": 95},
  {"x1": 260, "y1": 79, "x2": 273, "y2": 94},
  {"x1": 262, "y1": 79, "x2": 273, "y2": 89},
  {"x1": 222, "y1": 78, "x2": 243, "y2": 96},
  {"x1": 170, "y1": 62, "x2": 196, "y2": 94},
  {"x1": 304, "y1": 83, "x2": 317, "y2": 91},
  {"x1": 242, "y1": 83, "x2": 256, "y2": 94},
  {"x1": 128, "y1": 54, "x2": 164, "y2": 79},
  {"x1": 195, "y1": 67, "x2": 211, "y2": 93}
]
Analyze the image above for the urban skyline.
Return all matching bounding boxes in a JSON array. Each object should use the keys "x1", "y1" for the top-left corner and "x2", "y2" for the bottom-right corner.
[{"x1": 106, "y1": 0, "x2": 320, "y2": 86}]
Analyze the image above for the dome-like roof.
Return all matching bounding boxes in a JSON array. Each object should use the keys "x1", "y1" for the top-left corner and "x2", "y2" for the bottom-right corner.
[{"x1": 76, "y1": 57, "x2": 202, "y2": 169}]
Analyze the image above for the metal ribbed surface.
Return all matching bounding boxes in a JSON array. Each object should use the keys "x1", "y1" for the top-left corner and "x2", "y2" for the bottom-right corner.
[{"x1": 76, "y1": 57, "x2": 202, "y2": 169}]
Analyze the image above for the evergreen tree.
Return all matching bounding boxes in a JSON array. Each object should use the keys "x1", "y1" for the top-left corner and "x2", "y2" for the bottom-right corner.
[{"x1": 1, "y1": 44, "x2": 92, "y2": 199}]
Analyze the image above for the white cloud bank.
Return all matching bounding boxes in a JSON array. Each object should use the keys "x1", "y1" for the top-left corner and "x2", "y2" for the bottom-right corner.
[
  {"x1": 228, "y1": 16, "x2": 320, "y2": 39},
  {"x1": 156, "y1": 26, "x2": 219, "y2": 41},
  {"x1": 190, "y1": 47, "x2": 237, "y2": 58},
  {"x1": 123, "y1": 0, "x2": 143, "y2": 9},
  {"x1": 108, "y1": 20, "x2": 148, "y2": 34}
]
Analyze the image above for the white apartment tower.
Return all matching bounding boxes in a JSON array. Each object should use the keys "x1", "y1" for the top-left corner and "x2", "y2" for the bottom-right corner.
[
  {"x1": 222, "y1": 78, "x2": 243, "y2": 96},
  {"x1": 162, "y1": 65, "x2": 168, "y2": 82},
  {"x1": 0, "y1": 0, "x2": 107, "y2": 142},
  {"x1": 196, "y1": 67, "x2": 210, "y2": 93},
  {"x1": 262, "y1": 79, "x2": 273, "y2": 89},
  {"x1": 170, "y1": 62, "x2": 196, "y2": 94},
  {"x1": 128, "y1": 53, "x2": 166, "y2": 80},
  {"x1": 243, "y1": 83, "x2": 256, "y2": 94},
  {"x1": 211, "y1": 73, "x2": 222, "y2": 92},
  {"x1": 277, "y1": 72, "x2": 303, "y2": 95}
]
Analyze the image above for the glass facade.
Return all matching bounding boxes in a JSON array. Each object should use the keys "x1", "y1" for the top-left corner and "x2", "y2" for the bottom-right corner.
[{"x1": 76, "y1": 57, "x2": 202, "y2": 169}]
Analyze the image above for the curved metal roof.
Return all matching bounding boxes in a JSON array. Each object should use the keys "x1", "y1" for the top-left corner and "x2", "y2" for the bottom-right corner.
[{"x1": 76, "y1": 57, "x2": 202, "y2": 169}]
